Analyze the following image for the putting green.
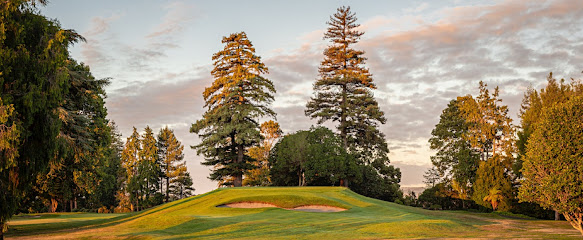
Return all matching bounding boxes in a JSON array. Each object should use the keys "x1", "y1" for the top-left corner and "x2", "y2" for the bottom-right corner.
[{"x1": 7, "y1": 187, "x2": 580, "y2": 239}]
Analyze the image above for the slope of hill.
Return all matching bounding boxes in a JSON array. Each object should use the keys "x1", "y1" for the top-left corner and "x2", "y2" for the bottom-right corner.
[{"x1": 7, "y1": 187, "x2": 579, "y2": 239}]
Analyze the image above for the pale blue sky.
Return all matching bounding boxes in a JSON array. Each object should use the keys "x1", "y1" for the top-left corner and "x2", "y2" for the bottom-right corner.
[{"x1": 40, "y1": 0, "x2": 583, "y2": 193}]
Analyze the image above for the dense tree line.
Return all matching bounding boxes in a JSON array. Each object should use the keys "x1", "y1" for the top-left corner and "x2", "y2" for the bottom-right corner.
[
  {"x1": 0, "y1": 2, "x2": 194, "y2": 238},
  {"x1": 421, "y1": 75, "x2": 583, "y2": 233},
  {"x1": 120, "y1": 126, "x2": 193, "y2": 212},
  {"x1": 0, "y1": 1, "x2": 100, "y2": 237}
]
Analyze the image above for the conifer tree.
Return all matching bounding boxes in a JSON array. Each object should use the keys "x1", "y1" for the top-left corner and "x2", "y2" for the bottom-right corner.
[
  {"x1": 191, "y1": 32, "x2": 276, "y2": 187},
  {"x1": 157, "y1": 127, "x2": 185, "y2": 202},
  {"x1": 305, "y1": 6, "x2": 395, "y2": 188},
  {"x1": 171, "y1": 168, "x2": 194, "y2": 199},
  {"x1": 138, "y1": 126, "x2": 159, "y2": 205},
  {"x1": 122, "y1": 127, "x2": 140, "y2": 211}
]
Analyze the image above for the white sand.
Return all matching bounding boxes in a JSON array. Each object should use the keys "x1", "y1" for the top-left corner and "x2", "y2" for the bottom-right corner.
[{"x1": 217, "y1": 202, "x2": 347, "y2": 212}]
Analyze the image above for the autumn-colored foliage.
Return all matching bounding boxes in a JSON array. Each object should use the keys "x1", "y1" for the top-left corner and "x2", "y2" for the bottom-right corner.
[
  {"x1": 191, "y1": 32, "x2": 276, "y2": 187},
  {"x1": 244, "y1": 121, "x2": 282, "y2": 186}
]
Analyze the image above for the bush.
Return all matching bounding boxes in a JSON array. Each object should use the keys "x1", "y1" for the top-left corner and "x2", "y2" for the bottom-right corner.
[
  {"x1": 114, "y1": 206, "x2": 131, "y2": 213},
  {"x1": 429, "y1": 204, "x2": 442, "y2": 210},
  {"x1": 97, "y1": 206, "x2": 110, "y2": 213}
]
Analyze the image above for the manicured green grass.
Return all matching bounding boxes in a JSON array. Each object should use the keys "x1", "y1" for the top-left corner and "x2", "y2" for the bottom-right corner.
[{"x1": 7, "y1": 187, "x2": 580, "y2": 239}]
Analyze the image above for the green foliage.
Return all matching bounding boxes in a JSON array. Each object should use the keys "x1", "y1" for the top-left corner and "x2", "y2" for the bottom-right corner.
[
  {"x1": 516, "y1": 73, "x2": 583, "y2": 177},
  {"x1": 91, "y1": 122, "x2": 123, "y2": 209},
  {"x1": 417, "y1": 184, "x2": 478, "y2": 210},
  {"x1": 457, "y1": 82, "x2": 514, "y2": 164},
  {"x1": 122, "y1": 127, "x2": 140, "y2": 210},
  {"x1": 428, "y1": 99, "x2": 479, "y2": 199},
  {"x1": 305, "y1": 6, "x2": 399, "y2": 194},
  {"x1": 306, "y1": 6, "x2": 382, "y2": 150},
  {"x1": 35, "y1": 59, "x2": 112, "y2": 213},
  {"x1": 157, "y1": 126, "x2": 186, "y2": 202},
  {"x1": 191, "y1": 32, "x2": 275, "y2": 187},
  {"x1": 138, "y1": 126, "x2": 160, "y2": 200},
  {"x1": 269, "y1": 127, "x2": 353, "y2": 187},
  {"x1": 519, "y1": 96, "x2": 583, "y2": 234},
  {"x1": 349, "y1": 163, "x2": 401, "y2": 202},
  {"x1": 472, "y1": 155, "x2": 513, "y2": 211},
  {"x1": 0, "y1": 0, "x2": 84, "y2": 234},
  {"x1": 244, "y1": 121, "x2": 281, "y2": 186},
  {"x1": 170, "y1": 170, "x2": 194, "y2": 199}
]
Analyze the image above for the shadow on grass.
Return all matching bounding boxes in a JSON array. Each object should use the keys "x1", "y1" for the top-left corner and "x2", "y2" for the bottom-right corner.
[{"x1": 6, "y1": 189, "x2": 223, "y2": 238}]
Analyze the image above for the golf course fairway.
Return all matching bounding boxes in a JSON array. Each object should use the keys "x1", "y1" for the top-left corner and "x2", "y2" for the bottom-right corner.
[{"x1": 6, "y1": 187, "x2": 580, "y2": 239}]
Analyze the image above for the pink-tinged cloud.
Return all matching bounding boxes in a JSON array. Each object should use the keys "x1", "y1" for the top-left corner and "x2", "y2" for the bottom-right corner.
[
  {"x1": 95, "y1": 0, "x2": 583, "y2": 189},
  {"x1": 80, "y1": 15, "x2": 121, "y2": 70},
  {"x1": 256, "y1": 0, "x2": 583, "y2": 171},
  {"x1": 146, "y1": 1, "x2": 196, "y2": 39}
]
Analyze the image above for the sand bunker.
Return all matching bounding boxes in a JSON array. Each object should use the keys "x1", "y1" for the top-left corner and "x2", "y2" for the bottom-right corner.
[
  {"x1": 216, "y1": 202, "x2": 346, "y2": 212},
  {"x1": 292, "y1": 205, "x2": 346, "y2": 212},
  {"x1": 217, "y1": 202, "x2": 279, "y2": 209}
]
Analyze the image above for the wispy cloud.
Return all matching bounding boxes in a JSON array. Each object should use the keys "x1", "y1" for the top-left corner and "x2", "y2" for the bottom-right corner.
[
  {"x1": 80, "y1": 14, "x2": 121, "y2": 68},
  {"x1": 257, "y1": 0, "x2": 583, "y2": 172},
  {"x1": 147, "y1": 2, "x2": 196, "y2": 39},
  {"x1": 76, "y1": 0, "x2": 583, "y2": 189}
]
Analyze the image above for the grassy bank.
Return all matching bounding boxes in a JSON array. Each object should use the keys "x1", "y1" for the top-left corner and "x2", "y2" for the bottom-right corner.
[{"x1": 7, "y1": 187, "x2": 579, "y2": 239}]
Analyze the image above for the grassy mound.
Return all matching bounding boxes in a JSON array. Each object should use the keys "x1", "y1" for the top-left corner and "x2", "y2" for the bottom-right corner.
[{"x1": 7, "y1": 187, "x2": 580, "y2": 239}]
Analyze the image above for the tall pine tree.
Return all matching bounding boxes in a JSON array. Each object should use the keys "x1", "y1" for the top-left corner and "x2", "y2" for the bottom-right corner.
[
  {"x1": 305, "y1": 6, "x2": 396, "y2": 188},
  {"x1": 157, "y1": 126, "x2": 185, "y2": 202},
  {"x1": 122, "y1": 127, "x2": 140, "y2": 211},
  {"x1": 191, "y1": 32, "x2": 276, "y2": 187},
  {"x1": 138, "y1": 126, "x2": 160, "y2": 206}
]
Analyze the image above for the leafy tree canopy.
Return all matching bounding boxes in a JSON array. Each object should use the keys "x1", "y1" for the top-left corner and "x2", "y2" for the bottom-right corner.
[{"x1": 519, "y1": 96, "x2": 583, "y2": 234}]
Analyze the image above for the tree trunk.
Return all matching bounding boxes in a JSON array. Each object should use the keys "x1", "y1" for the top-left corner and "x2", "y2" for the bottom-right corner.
[
  {"x1": 234, "y1": 145, "x2": 244, "y2": 187},
  {"x1": 555, "y1": 210, "x2": 560, "y2": 221},
  {"x1": 1, "y1": 222, "x2": 5, "y2": 240},
  {"x1": 74, "y1": 197, "x2": 77, "y2": 210},
  {"x1": 70, "y1": 200, "x2": 73, "y2": 212},
  {"x1": 146, "y1": 180, "x2": 149, "y2": 203},
  {"x1": 563, "y1": 212, "x2": 583, "y2": 235},
  {"x1": 166, "y1": 176, "x2": 170, "y2": 202},
  {"x1": 299, "y1": 169, "x2": 302, "y2": 186},
  {"x1": 136, "y1": 191, "x2": 139, "y2": 212}
]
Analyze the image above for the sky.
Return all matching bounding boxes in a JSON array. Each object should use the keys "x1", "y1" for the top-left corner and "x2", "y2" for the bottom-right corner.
[{"x1": 40, "y1": 0, "x2": 583, "y2": 193}]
